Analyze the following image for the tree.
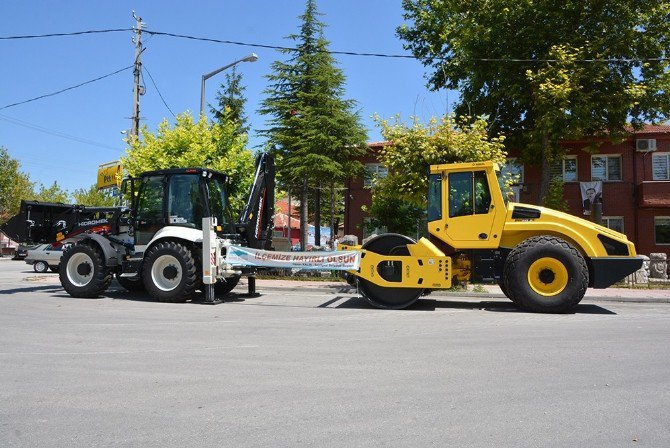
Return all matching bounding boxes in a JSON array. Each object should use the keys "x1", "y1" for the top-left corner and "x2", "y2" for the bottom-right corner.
[
  {"x1": 210, "y1": 66, "x2": 250, "y2": 135},
  {"x1": 367, "y1": 114, "x2": 507, "y2": 233},
  {"x1": 0, "y1": 147, "x2": 34, "y2": 223},
  {"x1": 259, "y1": 0, "x2": 367, "y2": 248},
  {"x1": 122, "y1": 111, "x2": 255, "y2": 215},
  {"x1": 399, "y1": 0, "x2": 670, "y2": 203},
  {"x1": 72, "y1": 185, "x2": 116, "y2": 207},
  {"x1": 34, "y1": 181, "x2": 69, "y2": 203}
]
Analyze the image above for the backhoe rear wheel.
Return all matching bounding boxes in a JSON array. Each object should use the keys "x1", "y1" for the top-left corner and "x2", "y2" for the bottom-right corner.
[
  {"x1": 503, "y1": 236, "x2": 588, "y2": 313},
  {"x1": 143, "y1": 241, "x2": 198, "y2": 302},
  {"x1": 60, "y1": 242, "x2": 112, "y2": 298},
  {"x1": 357, "y1": 233, "x2": 424, "y2": 310}
]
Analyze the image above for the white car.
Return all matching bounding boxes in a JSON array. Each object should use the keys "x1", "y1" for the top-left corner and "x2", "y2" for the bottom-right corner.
[{"x1": 25, "y1": 244, "x2": 68, "y2": 273}]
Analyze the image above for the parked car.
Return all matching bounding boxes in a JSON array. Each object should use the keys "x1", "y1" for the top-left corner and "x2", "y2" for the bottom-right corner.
[
  {"x1": 12, "y1": 244, "x2": 38, "y2": 260},
  {"x1": 25, "y1": 244, "x2": 69, "y2": 273}
]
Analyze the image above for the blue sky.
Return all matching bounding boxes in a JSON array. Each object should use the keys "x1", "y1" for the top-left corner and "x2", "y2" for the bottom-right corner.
[{"x1": 0, "y1": 0, "x2": 455, "y2": 193}]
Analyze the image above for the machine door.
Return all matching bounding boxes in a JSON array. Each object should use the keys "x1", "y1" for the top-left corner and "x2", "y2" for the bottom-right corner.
[
  {"x1": 166, "y1": 174, "x2": 206, "y2": 229},
  {"x1": 134, "y1": 175, "x2": 165, "y2": 245},
  {"x1": 444, "y1": 171, "x2": 498, "y2": 245}
]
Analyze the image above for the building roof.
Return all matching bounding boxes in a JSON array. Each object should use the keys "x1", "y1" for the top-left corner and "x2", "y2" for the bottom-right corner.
[{"x1": 634, "y1": 124, "x2": 670, "y2": 135}]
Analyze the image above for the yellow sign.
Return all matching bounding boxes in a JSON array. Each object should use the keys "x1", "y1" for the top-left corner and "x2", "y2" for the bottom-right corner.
[{"x1": 97, "y1": 161, "x2": 122, "y2": 190}]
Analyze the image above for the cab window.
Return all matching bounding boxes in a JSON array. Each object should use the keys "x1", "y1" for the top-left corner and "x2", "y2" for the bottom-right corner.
[
  {"x1": 474, "y1": 171, "x2": 491, "y2": 214},
  {"x1": 167, "y1": 175, "x2": 205, "y2": 229},
  {"x1": 449, "y1": 171, "x2": 491, "y2": 218},
  {"x1": 427, "y1": 174, "x2": 442, "y2": 222}
]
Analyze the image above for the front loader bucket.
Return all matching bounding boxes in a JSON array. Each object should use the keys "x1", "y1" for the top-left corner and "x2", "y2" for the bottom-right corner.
[{"x1": 0, "y1": 200, "x2": 76, "y2": 244}]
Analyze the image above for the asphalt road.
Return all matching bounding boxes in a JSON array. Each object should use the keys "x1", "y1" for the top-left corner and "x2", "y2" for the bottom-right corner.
[{"x1": 1, "y1": 260, "x2": 669, "y2": 447}]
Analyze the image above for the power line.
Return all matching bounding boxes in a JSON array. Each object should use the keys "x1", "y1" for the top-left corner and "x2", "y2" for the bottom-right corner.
[
  {"x1": 143, "y1": 29, "x2": 415, "y2": 58},
  {"x1": 0, "y1": 28, "x2": 132, "y2": 40},
  {"x1": 142, "y1": 66, "x2": 176, "y2": 118},
  {"x1": 0, "y1": 65, "x2": 133, "y2": 111},
  {"x1": 143, "y1": 29, "x2": 668, "y2": 63},
  {"x1": 1, "y1": 27, "x2": 666, "y2": 63},
  {"x1": 0, "y1": 113, "x2": 122, "y2": 152}
]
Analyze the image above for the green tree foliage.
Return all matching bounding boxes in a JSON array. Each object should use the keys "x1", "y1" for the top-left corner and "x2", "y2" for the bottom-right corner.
[
  {"x1": 210, "y1": 67, "x2": 250, "y2": 135},
  {"x1": 34, "y1": 181, "x2": 69, "y2": 203},
  {"x1": 399, "y1": 0, "x2": 670, "y2": 203},
  {"x1": 543, "y1": 176, "x2": 569, "y2": 212},
  {"x1": 367, "y1": 115, "x2": 506, "y2": 234},
  {"x1": 259, "y1": 0, "x2": 368, "y2": 247},
  {"x1": 0, "y1": 147, "x2": 34, "y2": 223},
  {"x1": 122, "y1": 111, "x2": 255, "y2": 215},
  {"x1": 72, "y1": 185, "x2": 116, "y2": 207}
]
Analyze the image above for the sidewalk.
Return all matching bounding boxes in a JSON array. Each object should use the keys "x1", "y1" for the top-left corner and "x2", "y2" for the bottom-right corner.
[{"x1": 244, "y1": 278, "x2": 670, "y2": 304}]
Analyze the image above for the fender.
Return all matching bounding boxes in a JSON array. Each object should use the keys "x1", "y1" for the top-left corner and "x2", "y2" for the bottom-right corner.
[
  {"x1": 145, "y1": 226, "x2": 204, "y2": 250},
  {"x1": 67, "y1": 233, "x2": 122, "y2": 267}
]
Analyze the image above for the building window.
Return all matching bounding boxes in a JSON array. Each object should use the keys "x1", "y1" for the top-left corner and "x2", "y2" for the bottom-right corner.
[
  {"x1": 602, "y1": 216, "x2": 624, "y2": 233},
  {"x1": 652, "y1": 153, "x2": 670, "y2": 180},
  {"x1": 655, "y1": 217, "x2": 670, "y2": 245},
  {"x1": 551, "y1": 156, "x2": 578, "y2": 182},
  {"x1": 591, "y1": 155, "x2": 622, "y2": 181},
  {"x1": 363, "y1": 163, "x2": 388, "y2": 187},
  {"x1": 501, "y1": 158, "x2": 524, "y2": 183}
]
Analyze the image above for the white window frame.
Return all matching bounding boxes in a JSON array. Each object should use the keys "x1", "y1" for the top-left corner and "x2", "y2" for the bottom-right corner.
[
  {"x1": 601, "y1": 216, "x2": 624, "y2": 233},
  {"x1": 363, "y1": 163, "x2": 388, "y2": 188},
  {"x1": 552, "y1": 156, "x2": 578, "y2": 182},
  {"x1": 655, "y1": 216, "x2": 670, "y2": 245},
  {"x1": 652, "y1": 152, "x2": 670, "y2": 181},
  {"x1": 502, "y1": 158, "x2": 524, "y2": 184},
  {"x1": 591, "y1": 154, "x2": 622, "y2": 181}
]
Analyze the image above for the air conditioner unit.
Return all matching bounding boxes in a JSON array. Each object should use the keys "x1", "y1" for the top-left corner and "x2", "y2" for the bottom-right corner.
[{"x1": 636, "y1": 138, "x2": 657, "y2": 152}]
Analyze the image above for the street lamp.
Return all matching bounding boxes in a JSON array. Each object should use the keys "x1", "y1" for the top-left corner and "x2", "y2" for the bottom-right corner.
[{"x1": 200, "y1": 53, "x2": 258, "y2": 117}]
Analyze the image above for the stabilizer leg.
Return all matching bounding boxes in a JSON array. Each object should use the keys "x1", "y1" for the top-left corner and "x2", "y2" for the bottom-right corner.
[{"x1": 203, "y1": 283, "x2": 222, "y2": 305}]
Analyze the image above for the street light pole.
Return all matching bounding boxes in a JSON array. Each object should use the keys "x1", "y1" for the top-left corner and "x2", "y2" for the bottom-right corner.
[{"x1": 199, "y1": 53, "x2": 258, "y2": 118}]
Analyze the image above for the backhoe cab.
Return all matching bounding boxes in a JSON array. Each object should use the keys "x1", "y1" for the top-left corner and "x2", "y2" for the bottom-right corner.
[{"x1": 346, "y1": 161, "x2": 642, "y2": 313}]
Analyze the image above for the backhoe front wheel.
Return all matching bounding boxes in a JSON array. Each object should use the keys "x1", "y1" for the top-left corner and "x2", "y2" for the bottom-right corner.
[
  {"x1": 60, "y1": 242, "x2": 112, "y2": 298},
  {"x1": 503, "y1": 236, "x2": 588, "y2": 313},
  {"x1": 143, "y1": 241, "x2": 198, "y2": 303}
]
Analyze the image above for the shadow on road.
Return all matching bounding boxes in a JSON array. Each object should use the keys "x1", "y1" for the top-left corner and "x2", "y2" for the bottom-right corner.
[
  {"x1": 334, "y1": 296, "x2": 616, "y2": 315},
  {"x1": 0, "y1": 285, "x2": 63, "y2": 295},
  {"x1": 12, "y1": 281, "x2": 615, "y2": 315}
]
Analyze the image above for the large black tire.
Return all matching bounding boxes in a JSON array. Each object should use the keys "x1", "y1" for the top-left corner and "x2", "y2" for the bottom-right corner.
[
  {"x1": 59, "y1": 242, "x2": 112, "y2": 298},
  {"x1": 116, "y1": 273, "x2": 145, "y2": 292},
  {"x1": 143, "y1": 241, "x2": 198, "y2": 303},
  {"x1": 33, "y1": 260, "x2": 49, "y2": 273},
  {"x1": 214, "y1": 275, "x2": 241, "y2": 295},
  {"x1": 503, "y1": 236, "x2": 588, "y2": 313},
  {"x1": 357, "y1": 233, "x2": 424, "y2": 310}
]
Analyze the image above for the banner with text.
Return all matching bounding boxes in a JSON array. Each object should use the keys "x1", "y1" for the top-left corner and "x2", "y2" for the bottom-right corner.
[{"x1": 226, "y1": 246, "x2": 360, "y2": 271}]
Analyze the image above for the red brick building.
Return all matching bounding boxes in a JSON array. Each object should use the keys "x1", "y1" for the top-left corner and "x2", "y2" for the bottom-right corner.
[{"x1": 344, "y1": 125, "x2": 670, "y2": 256}]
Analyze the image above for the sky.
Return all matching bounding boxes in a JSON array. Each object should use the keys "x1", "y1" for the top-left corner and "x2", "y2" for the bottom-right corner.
[{"x1": 0, "y1": 0, "x2": 455, "y2": 193}]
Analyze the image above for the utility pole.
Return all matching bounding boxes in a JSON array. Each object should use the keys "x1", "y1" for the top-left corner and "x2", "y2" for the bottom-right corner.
[{"x1": 131, "y1": 11, "x2": 145, "y2": 137}]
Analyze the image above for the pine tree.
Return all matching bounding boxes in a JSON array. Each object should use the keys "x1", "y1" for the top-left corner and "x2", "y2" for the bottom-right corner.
[
  {"x1": 209, "y1": 67, "x2": 250, "y2": 135},
  {"x1": 259, "y1": 0, "x2": 367, "y2": 249}
]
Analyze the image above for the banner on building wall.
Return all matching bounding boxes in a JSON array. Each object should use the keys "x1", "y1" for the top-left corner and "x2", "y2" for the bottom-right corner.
[
  {"x1": 225, "y1": 245, "x2": 360, "y2": 271},
  {"x1": 580, "y1": 181, "x2": 603, "y2": 216}
]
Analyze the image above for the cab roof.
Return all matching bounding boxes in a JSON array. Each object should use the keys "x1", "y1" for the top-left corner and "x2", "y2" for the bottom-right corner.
[{"x1": 138, "y1": 167, "x2": 229, "y2": 181}]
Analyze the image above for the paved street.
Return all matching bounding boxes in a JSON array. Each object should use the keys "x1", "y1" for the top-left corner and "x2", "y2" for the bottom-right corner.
[{"x1": 1, "y1": 259, "x2": 669, "y2": 447}]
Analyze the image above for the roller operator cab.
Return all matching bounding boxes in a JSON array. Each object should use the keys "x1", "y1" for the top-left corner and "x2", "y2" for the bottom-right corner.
[{"x1": 347, "y1": 161, "x2": 643, "y2": 313}]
